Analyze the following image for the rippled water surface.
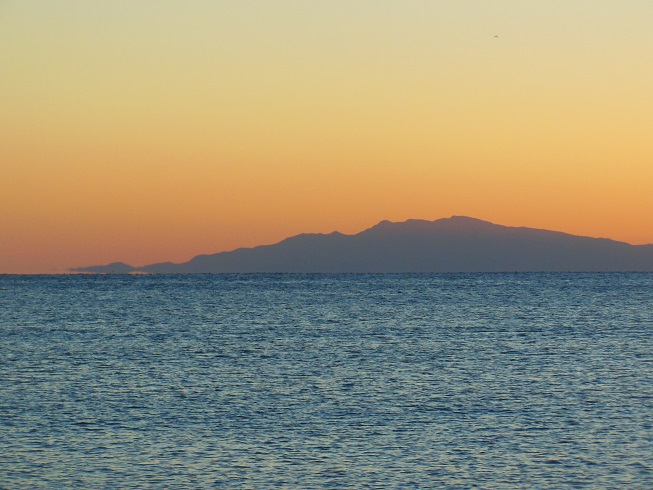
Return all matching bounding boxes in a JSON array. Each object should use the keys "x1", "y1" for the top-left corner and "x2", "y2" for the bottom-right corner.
[{"x1": 1, "y1": 273, "x2": 652, "y2": 488}]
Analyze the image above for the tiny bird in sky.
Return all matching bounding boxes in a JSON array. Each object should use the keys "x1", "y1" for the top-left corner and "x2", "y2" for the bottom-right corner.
[{"x1": 494, "y1": 34, "x2": 499, "y2": 38}]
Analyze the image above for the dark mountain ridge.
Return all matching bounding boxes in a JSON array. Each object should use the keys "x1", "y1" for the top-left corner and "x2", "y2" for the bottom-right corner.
[{"x1": 72, "y1": 216, "x2": 653, "y2": 273}]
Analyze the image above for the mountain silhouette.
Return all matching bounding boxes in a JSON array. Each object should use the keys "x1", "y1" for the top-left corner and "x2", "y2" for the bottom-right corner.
[{"x1": 72, "y1": 216, "x2": 653, "y2": 273}]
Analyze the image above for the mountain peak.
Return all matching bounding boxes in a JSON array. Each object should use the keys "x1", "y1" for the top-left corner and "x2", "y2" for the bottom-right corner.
[
  {"x1": 71, "y1": 216, "x2": 653, "y2": 273},
  {"x1": 447, "y1": 215, "x2": 490, "y2": 223},
  {"x1": 438, "y1": 215, "x2": 500, "y2": 229},
  {"x1": 367, "y1": 215, "x2": 498, "y2": 233}
]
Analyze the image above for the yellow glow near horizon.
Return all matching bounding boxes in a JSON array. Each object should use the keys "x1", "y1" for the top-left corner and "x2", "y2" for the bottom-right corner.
[{"x1": 1, "y1": 1, "x2": 652, "y2": 272}]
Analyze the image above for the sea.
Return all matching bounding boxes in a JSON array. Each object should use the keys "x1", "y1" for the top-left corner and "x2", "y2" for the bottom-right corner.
[{"x1": 1, "y1": 273, "x2": 652, "y2": 488}]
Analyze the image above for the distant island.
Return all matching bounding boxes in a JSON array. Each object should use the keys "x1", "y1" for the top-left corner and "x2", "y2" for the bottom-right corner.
[{"x1": 72, "y1": 216, "x2": 653, "y2": 273}]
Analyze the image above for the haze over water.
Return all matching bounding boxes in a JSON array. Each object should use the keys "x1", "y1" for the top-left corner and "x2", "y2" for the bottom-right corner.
[{"x1": 2, "y1": 273, "x2": 652, "y2": 488}]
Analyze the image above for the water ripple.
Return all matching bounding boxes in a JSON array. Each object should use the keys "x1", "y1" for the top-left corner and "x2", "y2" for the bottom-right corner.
[{"x1": 1, "y1": 273, "x2": 652, "y2": 488}]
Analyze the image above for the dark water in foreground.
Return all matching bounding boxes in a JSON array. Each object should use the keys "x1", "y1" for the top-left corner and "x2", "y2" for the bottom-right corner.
[{"x1": 1, "y1": 273, "x2": 652, "y2": 488}]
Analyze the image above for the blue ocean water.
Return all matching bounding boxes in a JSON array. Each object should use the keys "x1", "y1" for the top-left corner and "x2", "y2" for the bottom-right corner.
[{"x1": 1, "y1": 273, "x2": 652, "y2": 488}]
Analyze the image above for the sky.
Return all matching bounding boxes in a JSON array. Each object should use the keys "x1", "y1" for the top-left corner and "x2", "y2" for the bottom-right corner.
[{"x1": 1, "y1": 1, "x2": 652, "y2": 273}]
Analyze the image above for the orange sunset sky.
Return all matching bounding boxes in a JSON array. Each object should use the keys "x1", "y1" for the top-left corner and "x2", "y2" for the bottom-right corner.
[{"x1": 1, "y1": 1, "x2": 652, "y2": 273}]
